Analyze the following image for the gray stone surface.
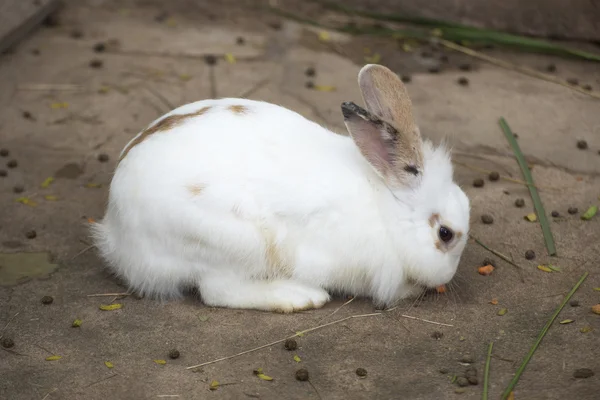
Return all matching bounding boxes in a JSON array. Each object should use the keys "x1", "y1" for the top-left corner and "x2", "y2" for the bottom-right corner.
[{"x1": 1, "y1": 1, "x2": 599, "y2": 399}]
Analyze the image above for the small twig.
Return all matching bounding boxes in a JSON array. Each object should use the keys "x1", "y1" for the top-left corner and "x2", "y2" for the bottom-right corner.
[
  {"x1": 84, "y1": 373, "x2": 119, "y2": 388},
  {"x1": 156, "y1": 396, "x2": 180, "y2": 398},
  {"x1": 483, "y1": 342, "x2": 493, "y2": 400},
  {"x1": 451, "y1": 160, "x2": 559, "y2": 191},
  {"x1": 145, "y1": 86, "x2": 175, "y2": 112},
  {"x1": 397, "y1": 314, "x2": 453, "y2": 327},
  {"x1": 208, "y1": 67, "x2": 217, "y2": 99},
  {"x1": 71, "y1": 244, "x2": 95, "y2": 260},
  {"x1": 17, "y1": 83, "x2": 84, "y2": 92},
  {"x1": 308, "y1": 381, "x2": 323, "y2": 400},
  {"x1": 492, "y1": 354, "x2": 515, "y2": 363},
  {"x1": 499, "y1": 117, "x2": 557, "y2": 257},
  {"x1": 87, "y1": 293, "x2": 131, "y2": 298},
  {"x1": 0, "y1": 312, "x2": 19, "y2": 340},
  {"x1": 33, "y1": 344, "x2": 55, "y2": 355},
  {"x1": 238, "y1": 77, "x2": 271, "y2": 98},
  {"x1": 437, "y1": 39, "x2": 600, "y2": 100},
  {"x1": 500, "y1": 272, "x2": 588, "y2": 399},
  {"x1": 186, "y1": 312, "x2": 382, "y2": 370},
  {"x1": 316, "y1": 297, "x2": 355, "y2": 324},
  {"x1": 41, "y1": 388, "x2": 58, "y2": 400},
  {"x1": 470, "y1": 235, "x2": 524, "y2": 271}
]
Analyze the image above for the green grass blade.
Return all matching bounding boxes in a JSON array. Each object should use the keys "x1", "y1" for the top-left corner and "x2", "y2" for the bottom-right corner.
[
  {"x1": 500, "y1": 272, "x2": 588, "y2": 399},
  {"x1": 313, "y1": 0, "x2": 600, "y2": 61},
  {"x1": 483, "y1": 341, "x2": 494, "y2": 400},
  {"x1": 499, "y1": 118, "x2": 557, "y2": 256}
]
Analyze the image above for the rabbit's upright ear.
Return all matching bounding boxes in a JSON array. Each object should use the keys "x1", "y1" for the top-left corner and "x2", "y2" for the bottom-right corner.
[
  {"x1": 347, "y1": 64, "x2": 424, "y2": 187},
  {"x1": 342, "y1": 64, "x2": 424, "y2": 188}
]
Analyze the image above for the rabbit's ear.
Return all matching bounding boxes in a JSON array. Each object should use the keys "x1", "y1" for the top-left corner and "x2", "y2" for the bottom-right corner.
[
  {"x1": 356, "y1": 64, "x2": 424, "y2": 181},
  {"x1": 342, "y1": 101, "x2": 422, "y2": 188}
]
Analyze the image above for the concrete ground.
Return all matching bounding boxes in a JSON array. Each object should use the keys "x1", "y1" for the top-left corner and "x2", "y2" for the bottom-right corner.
[{"x1": 1, "y1": 1, "x2": 599, "y2": 399}]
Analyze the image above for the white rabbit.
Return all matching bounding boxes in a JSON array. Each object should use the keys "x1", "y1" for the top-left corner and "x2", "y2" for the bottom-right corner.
[{"x1": 91, "y1": 64, "x2": 470, "y2": 313}]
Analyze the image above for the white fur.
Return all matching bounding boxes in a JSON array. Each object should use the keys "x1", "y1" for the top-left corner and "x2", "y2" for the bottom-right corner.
[{"x1": 92, "y1": 97, "x2": 470, "y2": 312}]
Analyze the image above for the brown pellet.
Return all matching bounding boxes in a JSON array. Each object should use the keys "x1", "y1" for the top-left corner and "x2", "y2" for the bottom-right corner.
[
  {"x1": 98, "y1": 153, "x2": 109, "y2": 162},
  {"x1": 568, "y1": 207, "x2": 578, "y2": 215},
  {"x1": 295, "y1": 368, "x2": 309, "y2": 381},
  {"x1": 545, "y1": 64, "x2": 556, "y2": 73},
  {"x1": 458, "y1": 63, "x2": 471, "y2": 71},
  {"x1": 0, "y1": 148, "x2": 9, "y2": 157},
  {"x1": 567, "y1": 78, "x2": 579, "y2": 85},
  {"x1": 515, "y1": 198, "x2": 525, "y2": 208},
  {"x1": 25, "y1": 230, "x2": 37, "y2": 239},
  {"x1": 41, "y1": 295, "x2": 53, "y2": 304},
  {"x1": 89, "y1": 59, "x2": 103, "y2": 68},
  {"x1": 400, "y1": 75, "x2": 412, "y2": 83},
  {"x1": 93, "y1": 42, "x2": 106, "y2": 52},
  {"x1": 428, "y1": 66, "x2": 440, "y2": 74},
  {"x1": 356, "y1": 368, "x2": 368, "y2": 377},
  {"x1": 13, "y1": 185, "x2": 24, "y2": 193},
  {"x1": 457, "y1": 77, "x2": 469, "y2": 86},
  {"x1": 7, "y1": 160, "x2": 17, "y2": 168},
  {"x1": 473, "y1": 178, "x2": 484, "y2": 188},
  {"x1": 481, "y1": 214, "x2": 494, "y2": 224},
  {"x1": 525, "y1": 250, "x2": 535, "y2": 260},
  {"x1": 284, "y1": 338, "x2": 298, "y2": 351},
  {"x1": 204, "y1": 55, "x2": 217, "y2": 65},
  {"x1": 551, "y1": 211, "x2": 559, "y2": 217},
  {"x1": 431, "y1": 331, "x2": 443, "y2": 340},
  {"x1": 305, "y1": 67, "x2": 316, "y2": 77},
  {"x1": 577, "y1": 140, "x2": 588, "y2": 150},
  {"x1": 1, "y1": 337, "x2": 15, "y2": 348},
  {"x1": 488, "y1": 171, "x2": 499, "y2": 181},
  {"x1": 168, "y1": 349, "x2": 180, "y2": 359}
]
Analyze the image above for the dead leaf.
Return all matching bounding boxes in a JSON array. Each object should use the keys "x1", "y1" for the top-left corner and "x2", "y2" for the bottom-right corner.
[
  {"x1": 44, "y1": 195, "x2": 58, "y2": 201},
  {"x1": 99, "y1": 304, "x2": 123, "y2": 311},
  {"x1": 293, "y1": 355, "x2": 301, "y2": 363},
  {"x1": 537, "y1": 265, "x2": 553, "y2": 273},
  {"x1": 559, "y1": 319, "x2": 574, "y2": 324},
  {"x1": 497, "y1": 308, "x2": 508, "y2": 316},
  {"x1": 478, "y1": 265, "x2": 495, "y2": 276},
  {"x1": 524, "y1": 213, "x2": 537, "y2": 222},
  {"x1": 459, "y1": 336, "x2": 465, "y2": 341},
  {"x1": 166, "y1": 17, "x2": 177, "y2": 27},
  {"x1": 105, "y1": 361, "x2": 114, "y2": 368},
  {"x1": 364, "y1": 53, "x2": 381, "y2": 63},
  {"x1": 436, "y1": 285, "x2": 446, "y2": 293},
  {"x1": 593, "y1": 288, "x2": 600, "y2": 292},
  {"x1": 15, "y1": 197, "x2": 37, "y2": 207},
  {"x1": 50, "y1": 102, "x2": 69, "y2": 109},
  {"x1": 209, "y1": 380, "x2": 220, "y2": 391},
  {"x1": 318, "y1": 31, "x2": 330, "y2": 42},
  {"x1": 87, "y1": 217, "x2": 96, "y2": 223},
  {"x1": 580, "y1": 326, "x2": 593, "y2": 333},
  {"x1": 581, "y1": 205, "x2": 598, "y2": 221},
  {"x1": 198, "y1": 315, "x2": 209, "y2": 322},
  {"x1": 313, "y1": 85, "x2": 336, "y2": 92},
  {"x1": 85, "y1": 183, "x2": 102, "y2": 188},
  {"x1": 41, "y1": 177, "x2": 54, "y2": 188},
  {"x1": 98, "y1": 86, "x2": 110, "y2": 94},
  {"x1": 547, "y1": 265, "x2": 561, "y2": 272},
  {"x1": 224, "y1": 53, "x2": 236, "y2": 64},
  {"x1": 256, "y1": 373, "x2": 273, "y2": 381},
  {"x1": 506, "y1": 391, "x2": 515, "y2": 400},
  {"x1": 295, "y1": 331, "x2": 304, "y2": 337},
  {"x1": 490, "y1": 299, "x2": 498, "y2": 305},
  {"x1": 46, "y1": 355, "x2": 62, "y2": 361},
  {"x1": 431, "y1": 28, "x2": 443, "y2": 37},
  {"x1": 154, "y1": 359, "x2": 167, "y2": 365},
  {"x1": 401, "y1": 43, "x2": 413, "y2": 52},
  {"x1": 592, "y1": 304, "x2": 600, "y2": 315},
  {"x1": 72, "y1": 319, "x2": 82, "y2": 327},
  {"x1": 178, "y1": 74, "x2": 192, "y2": 81}
]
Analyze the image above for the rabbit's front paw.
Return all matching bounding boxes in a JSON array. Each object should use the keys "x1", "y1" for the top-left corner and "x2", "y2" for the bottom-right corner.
[{"x1": 268, "y1": 281, "x2": 331, "y2": 313}]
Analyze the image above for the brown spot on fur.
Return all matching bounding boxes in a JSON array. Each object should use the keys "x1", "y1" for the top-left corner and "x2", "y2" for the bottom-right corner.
[
  {"x1": 429, "y1": 213, "x2": 440, "y2": 227},
  {"x1": 435, "y1": 240, "x2": 443, "y2": 250},
  {"x1": 228, "y1": 105, "x2": 248, "y2": 115},
  {"x1": 456, "y1": 231, "x2": 463, "y2": 240},
  {"x1": 119, "y1": 106, "x2": 211, "y2": 162},
  {"x1": 260, "y1": 224, "x2": 293, "y2": 279},
  {"x1": 186, "y1": 183, "x2": 206, "y2": 196}
]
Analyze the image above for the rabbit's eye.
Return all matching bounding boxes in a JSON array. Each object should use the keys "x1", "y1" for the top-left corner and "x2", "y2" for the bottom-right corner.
[{"x1": 438, "y1": 226, "x2": 454, "y2": 243}]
